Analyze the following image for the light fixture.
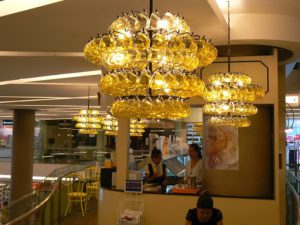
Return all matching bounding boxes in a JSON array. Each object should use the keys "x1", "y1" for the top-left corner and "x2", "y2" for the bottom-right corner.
[
  {"x1": 78, "y1": 129, "x2": 99, "y2": 135},
  {"x1": 83, "y1": 1, "x2": 217, "y2": 119},
  {"x1": 203, "y1": 0, "x2": 265, "y2": 127},
  {"x1": 102, "y1": 112, "x2": 119, "y2": 136},
  {"x1": 130, "y1": 118, "x2": 147, "y2": 137},
  {"x1": 73, "y1": 87, "x2": 103, "y2": 134},
  {"x1": 101, "y1": 108, "x2": 147, "y2": 136}
]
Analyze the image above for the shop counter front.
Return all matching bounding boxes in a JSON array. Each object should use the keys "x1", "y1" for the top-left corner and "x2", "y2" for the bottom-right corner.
[
  {"x1": 98, "y1": 186, "x2": 279, "y2": 225},
  {"x1": 98, "y1": 186, "x2": 198, "y2": 225}
]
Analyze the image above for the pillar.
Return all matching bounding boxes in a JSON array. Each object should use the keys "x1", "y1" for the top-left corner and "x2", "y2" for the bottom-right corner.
[
  {"x1": 10, "y1": 109, "x2": 35, "y2": 201},
  {"x1": 115, "y1": 118, "x2": 130, "y2": 190},
  {"x1": 278, "y1": 63, "x2": 286, "y2": 225},
  {"x1": 96, "y1": 130, "x2": 105, "y2": 150}
]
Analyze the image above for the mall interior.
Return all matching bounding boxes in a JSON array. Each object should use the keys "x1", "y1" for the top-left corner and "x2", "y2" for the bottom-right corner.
[{"x1": 0, "y1": 0, "x2": 300, "y2": 225}]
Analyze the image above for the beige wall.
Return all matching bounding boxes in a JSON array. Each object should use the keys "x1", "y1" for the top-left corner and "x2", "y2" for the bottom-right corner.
[{"x1": 204, "y1": 105, "x2": 274, "y2": 197}]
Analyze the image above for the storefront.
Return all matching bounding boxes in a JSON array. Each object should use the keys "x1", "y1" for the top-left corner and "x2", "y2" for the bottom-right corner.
[{"x1": 97, "y1": 52, "x2": 285, "y2": 225}]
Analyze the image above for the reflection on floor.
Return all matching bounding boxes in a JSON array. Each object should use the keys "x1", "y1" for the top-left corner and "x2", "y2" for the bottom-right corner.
[{"x1": 61, "y1": 198, "x2": 98, "y2": 225}]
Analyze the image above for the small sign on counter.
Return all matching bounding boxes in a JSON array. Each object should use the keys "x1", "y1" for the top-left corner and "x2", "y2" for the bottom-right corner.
[{"x1": 124, "y1": 180, "x2": 143, "y2": 193}]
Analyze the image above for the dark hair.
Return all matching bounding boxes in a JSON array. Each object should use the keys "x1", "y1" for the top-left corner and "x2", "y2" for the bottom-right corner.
[
  {"x1": 189, "y1": 143, "x2": 202, "y2": 159},
  {"x1": 151, "y1": 147, "x2": 162, "y2": 159},
  {"x1": 197, "y1": 190, "x2": 213, "y2": 209}
]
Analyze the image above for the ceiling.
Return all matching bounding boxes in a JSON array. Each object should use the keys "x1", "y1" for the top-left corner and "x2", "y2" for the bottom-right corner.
[{"x1": 1, "y1": 0, "x2": 300, "y2": 120}]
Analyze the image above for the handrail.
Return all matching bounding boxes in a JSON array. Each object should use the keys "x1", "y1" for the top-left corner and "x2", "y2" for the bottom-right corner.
[
  {"x1": 3, "y1": 161, "x2": 96, "y2": 225},
  {"x1": 5, "y1": 182, "x2": 58, "y2": 225},
  {"x1": 286, "y1": 170, "x2": 300, "y2": 225},
  {"x1": 8, "y1": 191, "x2": 36, "y2": 208}
]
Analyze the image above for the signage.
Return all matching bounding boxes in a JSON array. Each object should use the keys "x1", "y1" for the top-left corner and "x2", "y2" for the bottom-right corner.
[
  {"x1": 3, "y1": 120, "x2": 13, "y2": 126},
  {"x1": 286, "y1": 96, "x2": 299, "y2": 106},
  {"x1": 124, "y1": 180, "x2": 143, "y2": 193}
]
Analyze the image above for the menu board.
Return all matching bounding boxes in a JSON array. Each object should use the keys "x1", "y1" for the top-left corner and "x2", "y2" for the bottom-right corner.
[{"x1": 124, "y1": 180, "x2": 143, "y2": 193}]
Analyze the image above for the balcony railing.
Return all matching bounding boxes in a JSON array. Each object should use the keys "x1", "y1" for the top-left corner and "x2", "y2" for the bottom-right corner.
[
  {"x1": 1, "y1": 162, "x2": 96, "y2": 225},
  {"x1": 286, "y1": 164, "x2": 300, "y2": 225}
]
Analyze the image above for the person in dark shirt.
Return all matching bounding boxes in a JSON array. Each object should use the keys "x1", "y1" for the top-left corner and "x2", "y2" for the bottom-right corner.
[
  {"x1": 144, "y1": 148, "x2": 167, "y2": 186},
  {"x1": 185, "y1": 190, "x2": 223, "y2": 225}
]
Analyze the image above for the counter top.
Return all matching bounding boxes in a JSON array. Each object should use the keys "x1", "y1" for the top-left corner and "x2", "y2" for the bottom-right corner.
[{"x1": 101, "y1": 185, "x2": 201, "y2": 196}]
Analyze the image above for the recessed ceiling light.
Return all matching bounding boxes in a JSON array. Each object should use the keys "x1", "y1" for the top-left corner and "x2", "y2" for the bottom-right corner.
[
  {"x1": 0, "y1": 0, "x2": 63, "y2": 17},
  {"x1": 0, "y1": 70, "x2": 102, "y2": 85},
  {"x1": 0, "y1": 95, "x2": 97, "y2": 104},
  {"x1": 215, "y1": 0, "x2": 244, "y2": 11}
]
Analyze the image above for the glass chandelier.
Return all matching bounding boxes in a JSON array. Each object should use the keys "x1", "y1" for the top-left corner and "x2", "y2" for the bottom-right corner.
[
  {"x1": 203, "y1": 0, "x2": 265, "y2": 127},
  {"x1": 83, "y1": 1, "x2": 217, "y2": 119},
  {"x1": 73, "y1": 88, "x2": 103, "y2": 134},
  {"x1": 101, "y1": 109, "x2": 147, "y2": 136},
  {"x1": 130, "y1": 118, "x2": 147, "y2": 137},
  {"x1": 102, "y1": 113, "x2": 119, "y2": 136}
]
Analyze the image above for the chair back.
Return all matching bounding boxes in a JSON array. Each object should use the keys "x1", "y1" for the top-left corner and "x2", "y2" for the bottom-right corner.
[
  {"x1": 85, "y1": 166, "x2": 100, "y2": 181},
  {"x1": 63, "y1": 173, "x2": 85, "y2": 193}
]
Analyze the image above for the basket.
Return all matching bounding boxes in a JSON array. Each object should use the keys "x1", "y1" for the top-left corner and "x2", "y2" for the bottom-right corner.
[{"x1": 117, "y1": 199, "x2": 144, "y2": 225}]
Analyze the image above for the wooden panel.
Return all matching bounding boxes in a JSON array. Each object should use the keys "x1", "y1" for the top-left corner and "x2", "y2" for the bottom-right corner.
[{"x1": 203, "y1": 105, "x2": 274, "y2": 198}]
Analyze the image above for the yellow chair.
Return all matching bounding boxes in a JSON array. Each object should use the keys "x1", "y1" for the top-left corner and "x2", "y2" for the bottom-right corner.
[
  {"x1": 85, "y1": 166, "x2": 101, "y2": 200},
  {"x1": 64, "y1": 173, "x2": 87, "y2": 217}
]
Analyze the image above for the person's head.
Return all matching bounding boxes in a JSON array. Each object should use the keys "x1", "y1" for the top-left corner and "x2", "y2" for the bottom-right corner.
[
  {"x1": 189, "y1": 144, "x2": 202, "y2": 159},
  {"x1": 151, "y1": 147, "x2": 162, "y2": 165},
  {"x1": 196, "y1": 190, "x2": 213, "y2": 223}
]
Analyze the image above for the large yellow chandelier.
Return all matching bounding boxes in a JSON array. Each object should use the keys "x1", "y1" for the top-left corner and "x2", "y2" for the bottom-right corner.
[
  {"x1": 73, "y1": 109, "x2": 103, "y2": 134},
  {"x1": 203, "y1": 73, "x2": 265, "y2": 127},
  {"x1": 83, "y1": 6, "x2": 217, "y2": 119},
  {"x1": 202, "y1": 1, "x2": 265, "y2": 127}
]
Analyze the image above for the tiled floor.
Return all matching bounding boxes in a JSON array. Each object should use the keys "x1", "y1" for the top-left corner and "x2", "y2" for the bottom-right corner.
[{"x1": 60, "y1": 198, "x2": 98, "y2": 225}]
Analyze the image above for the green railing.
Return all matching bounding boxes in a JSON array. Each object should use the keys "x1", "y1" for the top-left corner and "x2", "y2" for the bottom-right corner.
[{"x1": 1, "y1": 162, "x2": 96, "y2": 225}]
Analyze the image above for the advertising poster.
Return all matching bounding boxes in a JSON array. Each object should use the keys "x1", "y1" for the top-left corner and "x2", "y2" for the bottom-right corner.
[{"x1": 204, "y1": 126, "x2": 239, "y2": 170}]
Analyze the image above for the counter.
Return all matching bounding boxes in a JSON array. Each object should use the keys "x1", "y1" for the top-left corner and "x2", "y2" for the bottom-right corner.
[
  {"x1": 98, "y1": 187, "x2": 279, "y2": 225},
  {"x1": 98, "y1": 187, "x2": 198, "y2": 225}
]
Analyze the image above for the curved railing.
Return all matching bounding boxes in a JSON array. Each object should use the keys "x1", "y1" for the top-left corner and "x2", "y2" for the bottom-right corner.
[
  {"x1": 1, "y1": 162, "x2": 96, "y2": 225},
  {"x1": 286, "y1": 164, "x2": 300, "y2": 225}
]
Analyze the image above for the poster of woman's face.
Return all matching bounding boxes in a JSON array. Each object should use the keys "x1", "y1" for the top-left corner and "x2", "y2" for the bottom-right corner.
[{"x1": 204, "y1": 126, "x2": 239, "y2": 170}]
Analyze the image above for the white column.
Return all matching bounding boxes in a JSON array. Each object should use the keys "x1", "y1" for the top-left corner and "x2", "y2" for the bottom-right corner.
[{"x1": 115, "y1": 118, "x2": 130, "y2": 190}]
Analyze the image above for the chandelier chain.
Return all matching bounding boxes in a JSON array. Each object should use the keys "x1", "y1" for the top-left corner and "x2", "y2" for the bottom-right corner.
[
  {"x1": 87, "y1": 86, "x2": 90, "y2": 110},
  {"x1": 148, "y1": 0, "x2": 154, "y2": 96},
  {"x1": 227, "y1": 0, "x2": 231, "y2": 72},
  {"x1": 149, "y1": 0, "x2": 153, "y2": 16}
]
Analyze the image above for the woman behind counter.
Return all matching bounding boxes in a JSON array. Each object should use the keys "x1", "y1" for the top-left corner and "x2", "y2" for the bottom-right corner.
[
  {"x1": 145, "y1": 148, "x2": 167, "y2": 186},
  {"x1": 185, "y1": 144, "x2": 203, "y2": 184}
]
